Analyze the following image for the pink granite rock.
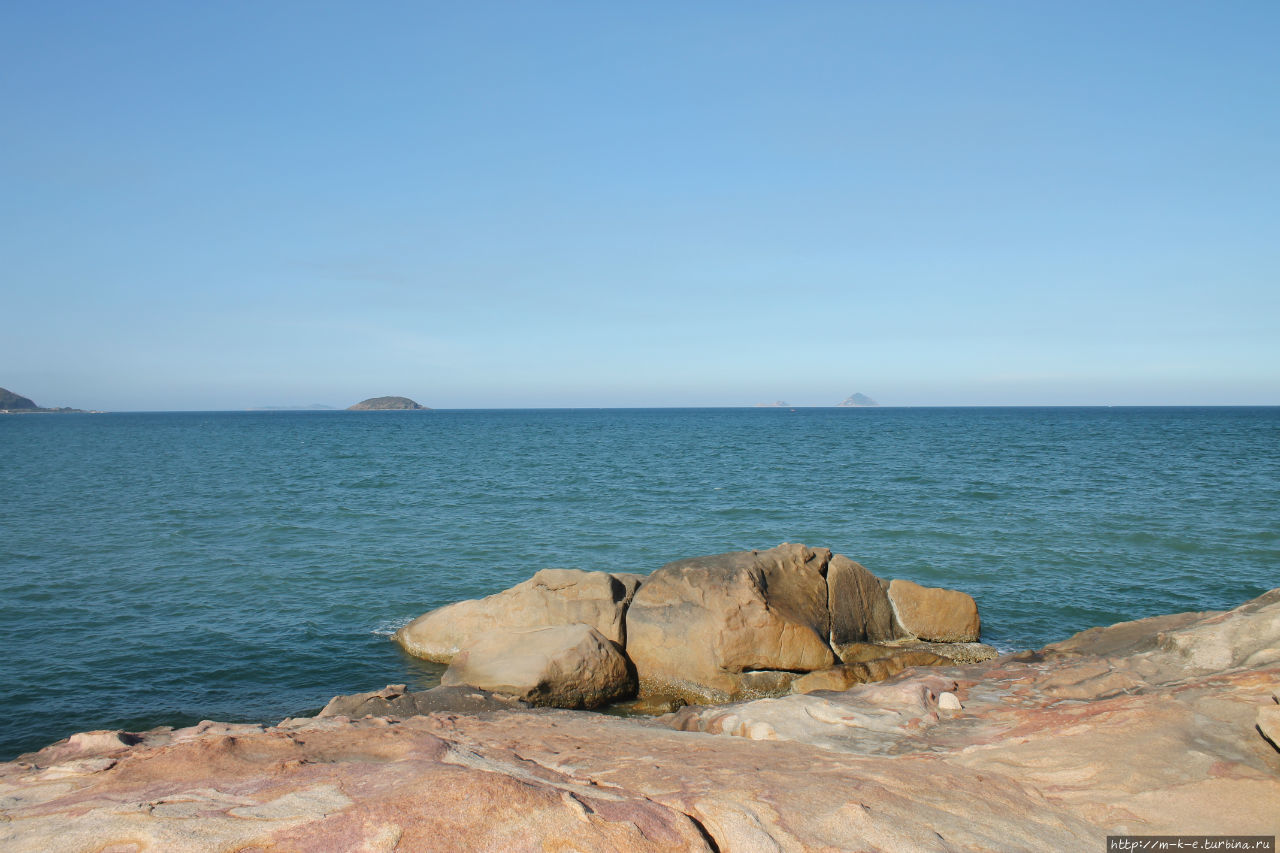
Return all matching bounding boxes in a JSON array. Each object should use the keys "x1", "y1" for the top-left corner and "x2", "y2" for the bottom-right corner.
[{"x1": 4, "y1": 590, "x2": 1277, "y2": 850}]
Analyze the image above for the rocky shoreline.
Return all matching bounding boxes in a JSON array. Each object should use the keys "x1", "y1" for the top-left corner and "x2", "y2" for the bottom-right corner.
[{"x1": 2, "y1": 547, "x2": 1277, "y2": 851}]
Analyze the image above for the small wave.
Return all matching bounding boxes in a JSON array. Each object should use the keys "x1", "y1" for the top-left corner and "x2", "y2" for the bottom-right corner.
[{"x1": 370, "y1": 617, "x2": 414, "y2": 637}]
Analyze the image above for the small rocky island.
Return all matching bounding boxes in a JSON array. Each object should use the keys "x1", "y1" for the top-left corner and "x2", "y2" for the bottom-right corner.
[
  {"x1": 0, "y1": 386, "x2": 92, "y2": 413},
  {"x1": 346, "y1": 396, "x2": 429, "y2": 411},
  {"x1": 837, "y1": 392, "x2": 878, "y2": 407},
  {"x1": 2, "y1": 543, "x2": 1276, "y2": 850}
]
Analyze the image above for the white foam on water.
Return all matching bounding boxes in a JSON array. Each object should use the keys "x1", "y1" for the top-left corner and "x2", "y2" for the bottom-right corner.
[{"x1": 370, "y1": 617, "x2": 414, "y2": 637}]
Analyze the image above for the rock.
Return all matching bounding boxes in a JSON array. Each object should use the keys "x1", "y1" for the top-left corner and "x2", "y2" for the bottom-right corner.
[
  {"x1": 440, "y1": 623, "x2": 636, "y2": 709},
  {"x1": 937, "y1": 691, "x2": 963, "y2": 710},
  {"x1": 906, "y1": 639, "x2": 998, "y2": 663},
  {"x1": 65, "y1": 730, "x2": 142, "y2": 755},
  {"x1": 608, "y1": 695, "x2": 688, "y2": 716},
  {"x1": 318, "y1": 684, "x2": 529, "y2": 718},
  {"x1": 0, "y1": 717, "x2": 714, "y2": 852},
  {"x1": 5, "y1": 590, "x2": 1280, "y2": 850},
  {"x1": 625, "y1": 544, "x2": 836, "y2": 702},
  {"x1": 888, "y1": 578, "x2": 981, "y2": 642},
  {"x1": 346, "y1": 396, "x2": 428, "y2": 410},
  {"x1": 791, "y1": 650, "x2": 952, "y2": 694},
  {"x1": 827, "y1": 555, "x2": 901, "y2": 645},
  {"x1": 395, "y1": 569, "x2": 641, "y2": 662},
  {"x1": 835, "y1": 639, "x2": 999, "y2": 665},
  {"x1": 1259, "y1": 705, "x2": 1280, "y2": 752}
]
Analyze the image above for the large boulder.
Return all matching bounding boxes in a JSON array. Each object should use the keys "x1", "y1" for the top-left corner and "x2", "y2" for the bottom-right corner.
[
  {"x1": 888, "y1": 578, "x2": 981, "y2": 642},
  {"x1": 625, "y1": 544, "x2": 836, "y2": 702},
  {"x1": 827, "y1": 555, "x2": 902, "y2": 645},
  {"x1": 395, "y1": 569, "x2": 641, "y2": 662},
  {"x1": 440, "y1": 623, "x2": 636, "y2": 709}
]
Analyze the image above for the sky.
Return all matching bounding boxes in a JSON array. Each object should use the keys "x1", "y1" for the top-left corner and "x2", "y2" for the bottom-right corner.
[{"x1": 2, "y1": 1, "x2": 1277, "y2": 409}]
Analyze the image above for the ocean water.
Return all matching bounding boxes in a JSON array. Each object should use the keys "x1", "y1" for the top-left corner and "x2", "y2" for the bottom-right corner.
[{"x1": 1, "y1": 407, "x2": 1277, "y2": 759}]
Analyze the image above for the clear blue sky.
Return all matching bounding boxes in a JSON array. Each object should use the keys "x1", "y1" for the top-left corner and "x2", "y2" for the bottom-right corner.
[{"x1": 3, "y1": 1, "x2": 1277, "y2": 409}]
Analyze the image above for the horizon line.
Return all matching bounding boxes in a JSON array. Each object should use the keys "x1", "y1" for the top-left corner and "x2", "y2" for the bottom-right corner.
[{"x1": 18, "y1": 403, "x2": 1279, "y2": 414}]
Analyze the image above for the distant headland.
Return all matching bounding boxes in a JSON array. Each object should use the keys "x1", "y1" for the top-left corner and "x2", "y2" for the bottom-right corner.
[
  {"x1": 0, "y1": 387, "x2": 95, "y2": 414},
  {"x1": 347, "y1": 396, "x2": 429, "y2": 411},
  {"x1": 837, "y1": 392, "x2": 878, "y2": 407}
]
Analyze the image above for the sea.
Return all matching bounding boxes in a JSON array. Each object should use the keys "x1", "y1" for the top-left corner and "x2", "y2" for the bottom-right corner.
[{"x1": 2, "y1": 407, "x2": 1277, "y2": 759}]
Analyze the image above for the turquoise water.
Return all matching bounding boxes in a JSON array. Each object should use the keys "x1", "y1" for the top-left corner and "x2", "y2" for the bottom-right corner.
[{"x1": 2, "y1": 407, "x2": 1277, "y2": 759}]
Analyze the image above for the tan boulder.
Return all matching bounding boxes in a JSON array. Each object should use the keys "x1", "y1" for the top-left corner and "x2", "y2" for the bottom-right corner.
[
  {"x1": 791, "y1": 650, "x2": 952, "y2": 694},
  {"x1": 394, "y1": 569, "x2": 641, "y2": 662},
  {"x1": 888, "y1": 578, "x2": 981, "y2": 642},
  {"x1": 440, "y1": 623, "x2": 636, "y2": 709},
  {"x1": 827, "y1": 555, "x2": 902, "y2": 644},
  {"x1": 625, "y1": 544, "x2": 836, "y2": 702}
]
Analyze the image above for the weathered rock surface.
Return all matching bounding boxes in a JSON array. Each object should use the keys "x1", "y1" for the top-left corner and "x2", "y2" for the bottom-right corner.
[
  {"x1": 346, "y1": 395, "x2": 428, "y2": 410},
  {"x1": 791, "y1": 649, "x2": 952, "y2": 694},
  {"x1": 318, "y1": 684, "x2": 529, "y2": 718},
  {"x1": 625, "y1": 544, "x2": 836, "y2": 701},
  {"x1": 4, "y1": 590, "x2": 1278, "y2": 851},
  {"x1": 7, "y1": 591, "x2": 1278, "y2": 851},
  {"x1": 395, "y1": 568, "x2": 641, "y2": 662},
  {"x1": 888, "y1": 577, "x2": 981, "y2": 642},
  {"x1": 440, "y1": 623, "x2": 636, "y2": 709},
  {"x1": 827, "y1": 554, "x2": 901, "y2": 645},
  {"x1": 395, "y1": 545, "x2": 981, "y2": 705},
  {"x1": 835, "y1": 638, "x2": 999, "y2": 665}
]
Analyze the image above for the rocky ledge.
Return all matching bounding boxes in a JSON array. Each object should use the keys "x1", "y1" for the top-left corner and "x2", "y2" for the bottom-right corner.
[{"x1": 2, "y1": 560, "x2": 1277, "y2": 851}]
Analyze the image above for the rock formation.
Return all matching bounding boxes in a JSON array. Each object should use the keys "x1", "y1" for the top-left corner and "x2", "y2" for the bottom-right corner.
[
  {"x1": 395, "y1": 544, "x2": 987, "y2": 705},
  {"x1": 346, "y1": 396, "x2": 428, "y2": 410},
  {"x1": 440, "y1": 623, "x2": 636, "y2": 709},
  {"x1": 4, "y1": 589, "x2": 1277, "y2": 850},
  {"x1": 887, "y1": 578, "x2": 981, "y2": 642},
  {"x1": 395, "y1": 568, "x2": 641, "y2": 661},
  {"x1": 626, "y1": 545, "x2": 839, "y2": 701}
]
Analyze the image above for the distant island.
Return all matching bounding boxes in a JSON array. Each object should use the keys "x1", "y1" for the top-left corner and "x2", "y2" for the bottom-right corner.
[
  {"x1": 347, "y1": 396, "x2": 429, "y2": 411},
  {"x1": 754, "y1": 401, "x2": 788, "y2": 408},
  {"x1": 837, "y1": 393, "x2": 878, "y2": 407},
  {"x1": 0, "y1": 386, "x2": 94, "y2": 414},
  {"x1": 249, "y1": 404, "x2": 337, "y2": 411}
]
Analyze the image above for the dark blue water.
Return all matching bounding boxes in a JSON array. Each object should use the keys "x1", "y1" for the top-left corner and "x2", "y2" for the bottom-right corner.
[{"x1": 2, "y1": 408, "x2": 1277, "y2": 759}]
